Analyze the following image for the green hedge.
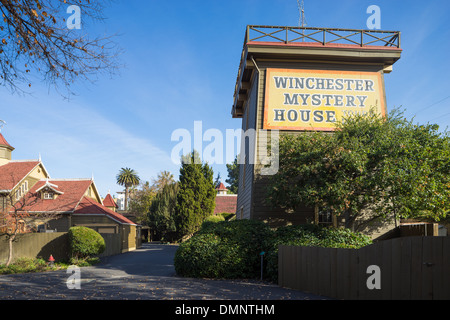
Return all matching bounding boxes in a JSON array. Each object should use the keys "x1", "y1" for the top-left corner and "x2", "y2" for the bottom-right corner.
[
  {"x1": 174, "y1": 219, "x2": 273, "y2": 279},
  {"x1": 68, "y1": 226, "x2": 105, "y2": 260},
  {"x1": 174, "y1": 221, "x2": 372, "y2": 281}
]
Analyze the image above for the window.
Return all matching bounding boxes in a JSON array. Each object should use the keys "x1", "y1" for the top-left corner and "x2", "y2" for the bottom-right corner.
[
  {"x1": 318, "y1": 208, "x2": 333, "y2": 226},
  {"x1": 16, "y1": 188, "x2": 22, "y2": 200},
  {"x1": 43, "y1": 192, "x2": 54, "y2": 200},
  {"x1": 15, "y1": 182, "x2": 29, "y2": 200},
  {"x1": 0, "y1": 195, "x2": 7, "y2": 210}
]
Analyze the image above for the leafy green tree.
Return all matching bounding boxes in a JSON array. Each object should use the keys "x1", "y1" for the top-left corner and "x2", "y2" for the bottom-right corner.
[
  {"x1": 267, "y1": 109, "x2": 450, "y2": 231},
  {"x1": 148, "y1": 182, "x2": 179, "y2": 242},
  {"x1": 175, "y1": 150, "x2": 216, "y2": 239},
  {"x1": 128, "y1": 181, "x2": 155, "y2": 225},
  {"x1": 226, "y1": 154, "x2": 239, "y2": 194},
  {"x1": 116, "y1": 167, "x2": 140, "y2": 211},
  {"x1": 376, "y1": 120, "x2": 450, "y2": 222},
  {"x1": 202, "y1": 162, "x2": 216, "y2": 215}
]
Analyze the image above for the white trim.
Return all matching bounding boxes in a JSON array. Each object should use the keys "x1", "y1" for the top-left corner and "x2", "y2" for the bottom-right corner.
[{"x1": 36, "y1": 182, "x2": 64, "y2": 195}]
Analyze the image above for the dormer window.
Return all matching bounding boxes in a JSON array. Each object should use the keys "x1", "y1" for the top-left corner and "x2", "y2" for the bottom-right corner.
[
  {"x1": 36, "y1": 180, "x2": 64, "y2": 200},
  {"x1": 43, "y1": 192, "x2": 54, "y2": 200}
]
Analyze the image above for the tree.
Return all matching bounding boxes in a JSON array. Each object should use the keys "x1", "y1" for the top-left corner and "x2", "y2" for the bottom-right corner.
[
  {"x1": 375, "y1": 120, "x2": 450, "y2": 222},
  {"x1": 266, "y1": 109, "x2": 450, "y2": 231},
  {"x1": 116, "y1": 167, "x2": 140, "y2": 212},
  {"x1": 151, "y1": 170, "x2": 175, "y2": 192},
  {"x1": 128, "y1": 181, "x2": 155, "y2": 225},
  {"x1": 0, "y1": 191, "x2": 59, "y2": 266},
  {"x1": 226, "y1": 154, "x2": 239, "y2": 194},
  {"x1": 0, "y1": 0, "x2": 120, "y2": 94},
  {"x1": 148, "y1": 182, "x2": 179, "y2": 242},
  {"x1": 175, "y1": 150, "x2": 216, "y2": 239},
  {"x1": 202, "y1": 162, "x2": 216, "y2": 216},
  {"x1": 214, "y1": 172, "x2": 221, "y2": 188}
]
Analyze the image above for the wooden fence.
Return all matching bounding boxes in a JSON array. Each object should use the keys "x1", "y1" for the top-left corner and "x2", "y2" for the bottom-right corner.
[
  {"x1": 278, "y1": 236, "x2": 450, "y2": 300},
  {"x1": 0, "y1": 232, "x2": 122, "y2": 263}
]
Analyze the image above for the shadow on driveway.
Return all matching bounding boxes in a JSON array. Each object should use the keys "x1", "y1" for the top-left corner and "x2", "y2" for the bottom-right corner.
[{"x1": 0, "y1": 243, "x2": 329, "y2": 300}]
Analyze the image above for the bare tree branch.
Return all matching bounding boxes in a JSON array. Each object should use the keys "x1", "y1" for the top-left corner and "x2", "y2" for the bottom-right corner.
[{"x1": 0, "y1": 0, "x2": 122, "y2": 96}]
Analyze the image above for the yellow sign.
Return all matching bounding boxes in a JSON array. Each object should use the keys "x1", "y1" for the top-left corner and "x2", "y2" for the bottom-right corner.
[{"x1": 263, "y1": 69, "x2": 386, "y2": 131}]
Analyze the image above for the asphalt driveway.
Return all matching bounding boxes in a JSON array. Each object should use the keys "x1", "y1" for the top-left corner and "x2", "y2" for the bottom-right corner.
[{"x1": 0, "y1": 243, "x2": 328, "y2": 300}]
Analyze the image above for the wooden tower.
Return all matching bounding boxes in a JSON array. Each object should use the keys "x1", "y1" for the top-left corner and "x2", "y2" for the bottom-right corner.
[{"x1": 231, "y1": 26, "x2": 401, "y2": 233}]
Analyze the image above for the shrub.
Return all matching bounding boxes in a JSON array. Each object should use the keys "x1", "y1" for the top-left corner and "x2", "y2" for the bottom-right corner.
[
  {"x1": 174, "y1": 221, "x2": 372, "y2": 282},
  {"x1": 174, "y1": 219, "x2": 274, "y2": 279},
  {"x1": 174, "y1": 233, "x2": 244, "y2": 278},
  {"x1": 68, "y1": 226, "x2": 105, "y2": 260}
]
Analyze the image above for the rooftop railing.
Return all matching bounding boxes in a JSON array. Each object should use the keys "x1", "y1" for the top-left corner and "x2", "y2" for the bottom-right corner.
[{"x1": 245, "y1": 25, "x2": 401, "y2": 48}]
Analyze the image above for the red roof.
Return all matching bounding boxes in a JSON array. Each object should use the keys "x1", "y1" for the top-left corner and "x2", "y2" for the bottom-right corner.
[
  {"x1": 75, "y1": 196, "x2": 136, "y2": 225},
  {"x1": 0, "y1": 161, "x2": 40, "y2": 191},
  {"x1": 0, "y1": 133, "x2": 14, "y2": 150},
  {"x1": 214, "y1": 195, "x2": 237, "y2": 214},
  {"x1": 216, "y1": 183, "x2": 227, "y2": 190},
  {"x1": 17, "y1": 179, "x2": 135, "y2": 225},
  {"x1": 102, "y1": 193, "x2": 118, "y2": 208},
  {"x1": 23, "y1": 179, "x2": 93, "y2": 213}
]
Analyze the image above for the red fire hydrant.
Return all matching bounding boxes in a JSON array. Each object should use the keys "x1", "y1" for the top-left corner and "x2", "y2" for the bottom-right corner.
[{"x1": 48, "y1": 255, "x2": 55, "y2": 267}]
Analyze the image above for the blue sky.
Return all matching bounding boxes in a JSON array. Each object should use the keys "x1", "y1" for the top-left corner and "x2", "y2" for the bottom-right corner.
[{"x1": 1, "y1": 0, "x2": 449, "y2": 198}]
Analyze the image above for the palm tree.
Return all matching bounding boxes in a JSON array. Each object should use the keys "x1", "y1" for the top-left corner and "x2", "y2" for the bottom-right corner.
[{"x1": 116, "y1": 167, "x2": 140, "y2": 211}]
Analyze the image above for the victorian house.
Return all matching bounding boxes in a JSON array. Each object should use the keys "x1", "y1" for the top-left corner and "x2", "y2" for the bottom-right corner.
[{"x1": 0, "y1": 132, "x2": 138, "y2": 252}]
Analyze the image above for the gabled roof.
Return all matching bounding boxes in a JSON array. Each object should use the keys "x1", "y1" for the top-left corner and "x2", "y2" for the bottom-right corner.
[
  {"x1": 0, "y1": 160, "x2": 42, "y2": 192},
  {"x1": 75, "y1": 196, "x2": 136, "y2": 225},
  {"x1": 102, "y1": 193, "x2": 117, "y2": 208},
  {"x1": 22, "y1": 179, "x2": 93, "y2": 213}
]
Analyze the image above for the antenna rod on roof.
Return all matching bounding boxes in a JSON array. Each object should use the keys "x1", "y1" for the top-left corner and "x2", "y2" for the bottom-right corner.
[
  {"x1": 0, "y1": 120, "x2": 6, "y2": 133},
  {"x1": 297, "y1": 0, "x2": 307, "y2": 42},
  {"x1": 297, "y1": 0, "x2": 307, "y2": 28}
]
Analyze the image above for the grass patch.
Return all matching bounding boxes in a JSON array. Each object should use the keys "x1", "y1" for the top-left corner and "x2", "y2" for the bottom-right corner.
[{"x1": 0, "y1": 256, "x2": 101, "y2": 275}]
